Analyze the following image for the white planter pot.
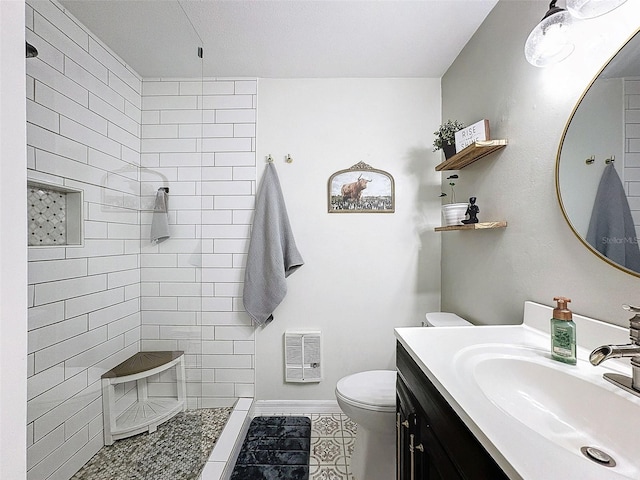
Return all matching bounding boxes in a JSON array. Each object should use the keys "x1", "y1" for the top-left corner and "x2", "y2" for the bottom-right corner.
[{"x1": 442, "y1": 203, "x2": 468, "y2": 226}]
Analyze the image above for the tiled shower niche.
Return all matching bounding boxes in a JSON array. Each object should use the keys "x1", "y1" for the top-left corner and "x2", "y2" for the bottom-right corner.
[{"x1": 28, "y1": 182, "x2": 82, "y2": 246}]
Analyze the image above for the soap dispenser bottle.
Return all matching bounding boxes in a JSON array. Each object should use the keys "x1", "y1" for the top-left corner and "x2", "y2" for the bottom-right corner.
[{"x1": 551, "y1": 296, "x2": 576, "y2": 365}]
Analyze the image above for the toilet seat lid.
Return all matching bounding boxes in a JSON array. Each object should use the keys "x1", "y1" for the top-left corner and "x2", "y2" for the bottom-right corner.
[{"x1": 336, "y1": 370, "x2": 396, "y2": 408}]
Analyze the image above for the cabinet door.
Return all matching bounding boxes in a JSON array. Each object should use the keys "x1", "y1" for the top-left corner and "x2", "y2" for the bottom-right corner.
[
  {"x1": 396, "y1": 379, "x2": 415, "y2": 480},
  {"x1": 398, "y1": 376, "x2": 460, "y2": 480},
  {"x1": 416, "y1": 412, "x2": 461, "y2": 480}
]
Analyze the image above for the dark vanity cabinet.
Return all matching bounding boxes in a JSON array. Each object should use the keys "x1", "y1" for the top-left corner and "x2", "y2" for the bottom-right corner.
[
  {"x1": 396, "y1": 379, "x2": 420, "y2": 480},
  {"x1": 397, "y1": 375, "x2": 455, "y2": 480},
  {"x1": 396, "y1": 342, "x2": 510, "y2": 480}
]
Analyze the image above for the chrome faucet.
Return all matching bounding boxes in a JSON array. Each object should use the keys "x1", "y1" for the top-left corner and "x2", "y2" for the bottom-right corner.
[{"x1": 589, "y1": 305, "x2": 640, "y2": 397}]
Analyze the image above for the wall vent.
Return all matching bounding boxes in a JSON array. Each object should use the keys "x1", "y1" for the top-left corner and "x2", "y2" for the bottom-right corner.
[{"x1": 284, "y1": 331, "x2": 322, "y2": 383}]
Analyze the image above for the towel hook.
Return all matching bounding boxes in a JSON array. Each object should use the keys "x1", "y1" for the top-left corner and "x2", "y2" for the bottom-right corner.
[
  {"x1": 285, "y1": 154, "x2": 293, "y2": 163},
  {"x1": 605, "y1": 155, "x2": 615, "y2": 165},
  {"x1": 585, "y1": 155, "x2": 595, "y2": 165},
  {"x1": 267, "y1": 154, "x2": 274, "y2": 163},
  {"x1": 159, "y1": 187, "x2": 169, "y2": 193}
]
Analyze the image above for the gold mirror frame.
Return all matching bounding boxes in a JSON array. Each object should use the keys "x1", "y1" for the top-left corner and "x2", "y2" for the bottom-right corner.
[{"x1": 555, "y1": 27, "x2": 640, "y2": 278}]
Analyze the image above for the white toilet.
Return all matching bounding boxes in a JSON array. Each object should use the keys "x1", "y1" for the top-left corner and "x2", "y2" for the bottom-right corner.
[
  {"x1": 422, "y1": 311, "x2": 472, "y2": 328},
  {"x1": 336, "y1": 370, "x2": 396, "y2": 480},
  {"x1": 335, "y1": 312, "x2": 470, "y2": 480}
]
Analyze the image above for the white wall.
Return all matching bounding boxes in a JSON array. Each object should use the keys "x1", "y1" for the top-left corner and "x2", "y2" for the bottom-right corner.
[
  {"x1": 1, "y1": 1, "x2": 28, "y2": 479},
  {"x1": 441, "y1": 1, "x2": 640, "y2": 326},
  {"x1": 256, "y1": 78, "x2": 442, "y2": 400}
]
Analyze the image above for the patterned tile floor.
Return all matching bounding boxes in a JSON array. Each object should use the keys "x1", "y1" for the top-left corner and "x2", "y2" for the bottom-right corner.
[{"x1": 258, "y1": 413, "x2": 356, "y2": 480}]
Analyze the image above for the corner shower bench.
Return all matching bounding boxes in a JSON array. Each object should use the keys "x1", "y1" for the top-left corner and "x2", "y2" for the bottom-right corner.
[{"x1": 101, "y1": 351, "x2": 186, "y2": 445}]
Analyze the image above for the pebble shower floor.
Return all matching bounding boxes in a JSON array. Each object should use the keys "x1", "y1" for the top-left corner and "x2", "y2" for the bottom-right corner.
[{"x1": 71, "y1": 408, "x2": 232, "y2": 480}]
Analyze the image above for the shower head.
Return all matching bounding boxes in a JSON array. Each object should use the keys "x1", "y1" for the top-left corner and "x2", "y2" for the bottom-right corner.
[{"x1": 26, "y1": 42, "x2": 38, "y2": 58}]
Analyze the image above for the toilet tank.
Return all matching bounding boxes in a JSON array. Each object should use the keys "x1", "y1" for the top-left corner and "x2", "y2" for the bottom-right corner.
[{"x1": 424, "y1": 312, "x2": 471, "y2": 327}]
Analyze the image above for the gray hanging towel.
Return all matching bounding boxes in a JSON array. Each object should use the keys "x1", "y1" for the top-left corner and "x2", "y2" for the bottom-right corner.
[
  {"x1": 586, "y1": 163, "x2": 640, "y2": 272},
  {"x1": 150, "y1": 188, "x2": 170, "y2": 244},
  {"x1": 243, "y1": 163, "x2": 304, "y2": 326}
]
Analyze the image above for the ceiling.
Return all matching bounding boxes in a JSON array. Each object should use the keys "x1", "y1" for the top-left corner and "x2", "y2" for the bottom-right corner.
[{"x1": 58, "y1": 0, "x2": 499, "y2": 79}]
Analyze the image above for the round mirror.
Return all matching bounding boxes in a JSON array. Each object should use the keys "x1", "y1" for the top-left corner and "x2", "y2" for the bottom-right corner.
[{"x1": 557, "y1": 29, "x2": 640, "y2": 276}]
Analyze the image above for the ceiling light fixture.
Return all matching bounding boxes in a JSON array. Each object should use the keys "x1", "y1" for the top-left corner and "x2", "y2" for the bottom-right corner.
[
  {"x1": 566, "y1": 0, "x2": 628, "y2": 19},
  {"x1": 525, "y1": 0, "x2": 575, "y2": 67}
]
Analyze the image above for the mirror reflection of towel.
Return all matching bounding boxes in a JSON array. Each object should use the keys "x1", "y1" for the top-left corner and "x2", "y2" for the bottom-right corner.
[
  {"x1": 150, "y1": 189, "x2": 170, "y2": 244},
  {"x1": 243, "y1": 164, "x2": 304, "y2": 326},
  {"x1": 586, "y1": 164, "x2": 640, "y2": 272}
]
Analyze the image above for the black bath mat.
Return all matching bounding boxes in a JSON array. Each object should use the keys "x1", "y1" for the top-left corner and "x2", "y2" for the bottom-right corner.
[{"x1": 231, "y1": 416, "x2": 311, "y2": 480}]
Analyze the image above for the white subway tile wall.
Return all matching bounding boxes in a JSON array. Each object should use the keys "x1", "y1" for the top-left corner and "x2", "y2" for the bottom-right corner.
[
  {"x1": 26, "y1": 1, "x2": 257, "y2": 479},
  {"x1": 26, "y1": 1, "x2": 142, "y2": 479},
  {"x1": 625, "y1": 79, "x2": 640, "y2": 238},
  {"x1": 140, "y1": 77, "x2": 256, "y2": 410},
  {"x1": 26, "y1": 1, "x2": 142, "y2": 480}
]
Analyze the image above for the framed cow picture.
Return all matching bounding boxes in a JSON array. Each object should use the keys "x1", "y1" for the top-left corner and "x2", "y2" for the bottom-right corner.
[{"x1": 328, "y1": 161, "x2": 395, "y2": 213}]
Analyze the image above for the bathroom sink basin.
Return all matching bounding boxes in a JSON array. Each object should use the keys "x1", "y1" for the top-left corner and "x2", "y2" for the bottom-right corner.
[
  {"x1": 396, "y1": 302, "x2": 640, "y2": 479},
  {"x1": 456, "y1": 344, "x2": 640, "y2": 478}
]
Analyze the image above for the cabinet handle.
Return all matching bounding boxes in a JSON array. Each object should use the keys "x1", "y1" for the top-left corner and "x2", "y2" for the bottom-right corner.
[
  {"x1": 409, "y1": 433, "x2": 416, "y2": 480},
  {"x1": 402, "y1": 420, "x2": 410, "y2": 428},
  {"x1": 415, "y1": 443, "x2": 424, "y2": 453}
]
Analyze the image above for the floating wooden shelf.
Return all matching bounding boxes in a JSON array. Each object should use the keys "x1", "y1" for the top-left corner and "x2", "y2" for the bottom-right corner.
[
  {"x1": 435, "y1": 221, "x2": 507, "y2": 232},
  {"x1": 435, "y1": 140, "x2": 507, "y2": 171}
]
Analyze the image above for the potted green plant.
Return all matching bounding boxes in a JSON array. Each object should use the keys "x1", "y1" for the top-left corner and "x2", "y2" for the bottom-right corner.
[
  {"x1": 433, "y1": 120, "x2": 464, "y2": 159},
  {"x1": 440, "y1": 174, "x2": 459, "y2": 203},
  {"x1": 440, "y1": 174, "x2": 468, "y2": 226}
]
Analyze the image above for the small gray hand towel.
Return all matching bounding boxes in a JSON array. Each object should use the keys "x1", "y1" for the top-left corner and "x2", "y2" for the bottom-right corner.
[
  {"x1": 243, "y1": 164, "x2": 304, "y2": 326},
  {"x1": 150, "y1": 189, "x2": 170, "y2": 244}
]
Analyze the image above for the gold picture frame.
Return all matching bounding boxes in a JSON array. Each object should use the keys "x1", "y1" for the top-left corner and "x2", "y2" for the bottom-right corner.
[{"x1": 328, "y1": 161, "x2": 395, "y2": 213}]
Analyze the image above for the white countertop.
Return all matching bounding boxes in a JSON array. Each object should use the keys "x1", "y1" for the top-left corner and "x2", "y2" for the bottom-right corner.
[{"x1": 395, "y1": 301, "x2": 640, "y2": 480}]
